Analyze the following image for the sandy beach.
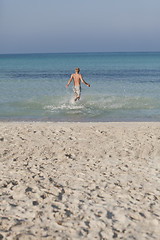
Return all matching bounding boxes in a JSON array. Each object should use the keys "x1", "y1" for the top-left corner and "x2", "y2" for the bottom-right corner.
[{"x1": 0, "y1": 122, "x2": 160, "y2": 240}]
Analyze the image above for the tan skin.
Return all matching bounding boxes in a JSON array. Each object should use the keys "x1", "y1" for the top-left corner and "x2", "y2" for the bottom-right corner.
[{"x1": 66, "y1": 69, "x2": 90, "y2": 101}]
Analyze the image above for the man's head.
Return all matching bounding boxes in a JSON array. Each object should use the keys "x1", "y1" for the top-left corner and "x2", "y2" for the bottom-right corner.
[{"x1": 75, "y1": 67, "x2": 80, "y2": 73}]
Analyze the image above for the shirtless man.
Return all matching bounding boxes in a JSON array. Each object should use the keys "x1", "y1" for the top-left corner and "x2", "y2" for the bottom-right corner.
[{"x1": 66, "y1": 68, "x2": 90, "y2": 101}]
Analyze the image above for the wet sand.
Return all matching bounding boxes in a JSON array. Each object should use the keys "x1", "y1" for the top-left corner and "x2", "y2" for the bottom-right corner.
[{"x1": 0, "y1": 122, "x2": 160, "y2": 239}]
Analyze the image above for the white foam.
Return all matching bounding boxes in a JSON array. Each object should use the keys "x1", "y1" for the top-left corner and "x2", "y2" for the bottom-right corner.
[
  {"x1": 44, "y1": 101, "x2": 84, "y2": 112},
  {"x1": 69, "y1": 96, "x2": 75, "y2": 104}
]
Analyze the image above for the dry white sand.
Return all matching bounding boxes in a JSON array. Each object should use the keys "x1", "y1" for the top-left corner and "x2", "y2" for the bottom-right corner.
[{"x1": 0, "y1": 122, "x2": 160, "y2": 240}]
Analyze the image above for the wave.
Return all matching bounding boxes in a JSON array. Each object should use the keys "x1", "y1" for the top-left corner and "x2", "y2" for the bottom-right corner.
[
  {"x1": 43, "y1": 94, "x2": 160, "y2": 117},
  {"x1": 1, "y1": 94, "x2": 160, "y2": 121}
]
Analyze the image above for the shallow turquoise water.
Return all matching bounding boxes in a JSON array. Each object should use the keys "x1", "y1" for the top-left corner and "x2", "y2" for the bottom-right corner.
[{"x1": 0, "y1": 52, "x2": 160, "y2": 121}]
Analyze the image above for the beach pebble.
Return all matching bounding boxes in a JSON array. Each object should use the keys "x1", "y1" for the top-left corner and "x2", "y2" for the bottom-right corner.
[
  {"x1": 25, "y1": 187, "x2": 33, "y2": 192},
  {"x1": 33, "y1": 201, "x2": 39, "y2": 206},
  {"x1": 0, "y1": 234, "x2": 3, "y2": 240}
]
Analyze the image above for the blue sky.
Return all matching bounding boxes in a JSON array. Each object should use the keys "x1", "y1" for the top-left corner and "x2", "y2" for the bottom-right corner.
[{"x1": 0, "y1": 0, "x2": 160, "y2": 54}]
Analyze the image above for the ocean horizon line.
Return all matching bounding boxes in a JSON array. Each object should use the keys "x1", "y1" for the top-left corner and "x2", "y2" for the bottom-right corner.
[{"x1": 1, "y1": 51, "x2": 160, "y2": 56}]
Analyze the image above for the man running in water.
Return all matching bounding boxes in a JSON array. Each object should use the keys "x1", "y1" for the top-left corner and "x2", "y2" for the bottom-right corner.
[{"x1": 66, "y1": 67, "x2": 90, "y2": 101}]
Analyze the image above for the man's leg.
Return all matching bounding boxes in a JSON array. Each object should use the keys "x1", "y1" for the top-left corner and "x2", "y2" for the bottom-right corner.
[
  {"x1": 73, "y1": 86, "x2": 81, "y2": 101},
  {"x1": 74, "y1": 95, "x2": 80, "y2": 101}
]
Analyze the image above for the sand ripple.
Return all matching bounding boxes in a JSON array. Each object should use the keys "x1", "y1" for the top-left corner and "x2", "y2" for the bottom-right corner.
[{"x1": 0, "y1": 122, "x2": 160, "y2": 239}]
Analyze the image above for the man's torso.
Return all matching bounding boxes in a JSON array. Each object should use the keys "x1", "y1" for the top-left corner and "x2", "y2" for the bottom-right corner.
[{"x1": 72, "y1": 73, "x2": 81, "y2": 86}]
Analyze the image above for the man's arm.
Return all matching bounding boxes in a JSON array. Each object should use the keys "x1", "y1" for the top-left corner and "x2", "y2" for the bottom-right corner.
[
  {"x1": 80, "y1": 75, "x2": 90, "y2": 87},
  {"x1": 66, "y1": 75, "x2": 73, "y2": 88}
]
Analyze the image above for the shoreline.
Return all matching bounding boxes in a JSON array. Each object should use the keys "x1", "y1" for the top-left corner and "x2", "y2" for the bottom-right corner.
[
  {"x1": 1, "y1": 121, "x2": 160, "y2": 126},
  {"x1": 0, "y1": 122, "x2": 160, "y2": 239},
  {"x1": 1, "y1": 119, "x2": 160, "y2": 123}
]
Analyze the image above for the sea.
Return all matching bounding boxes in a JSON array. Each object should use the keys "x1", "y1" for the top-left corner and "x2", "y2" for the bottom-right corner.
[{"x1": 0, "y1": 52, "x2": 160, "y2": 122}]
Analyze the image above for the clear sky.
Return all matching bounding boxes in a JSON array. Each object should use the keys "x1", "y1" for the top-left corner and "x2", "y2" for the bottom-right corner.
[{"x1": 0, "y1": 0, "x2": 160, "y2": 54}]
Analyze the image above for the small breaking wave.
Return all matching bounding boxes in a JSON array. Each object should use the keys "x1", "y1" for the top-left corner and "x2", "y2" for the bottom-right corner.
[{"x1": 43, "y1": 94, "x2": 160, "y2": 120}]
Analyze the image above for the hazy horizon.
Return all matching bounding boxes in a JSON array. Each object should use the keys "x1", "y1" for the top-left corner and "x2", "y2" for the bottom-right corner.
[{"x1": 1, "y1": 0, "x2": 160, "y2": 54}]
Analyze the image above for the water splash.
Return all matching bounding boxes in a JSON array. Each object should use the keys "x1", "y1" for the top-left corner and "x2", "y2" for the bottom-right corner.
[{"x1": 43, "y1": 94, "x2": 160, "y2": 118}]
